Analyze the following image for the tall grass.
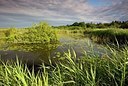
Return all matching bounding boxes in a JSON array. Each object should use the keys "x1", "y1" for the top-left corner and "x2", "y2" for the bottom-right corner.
[
  {"x1": 55, "y1": 28, "x2": 128, "y2": 44},
  {"x1": 0, "y1": 46, "x2": 128, "y2": 86},
  {"x1": 55, "y1": 29, "x2": 85, "y2": 34},
  {"x1": 84, "y1": 29, "x2": 128, "y2": 44}
]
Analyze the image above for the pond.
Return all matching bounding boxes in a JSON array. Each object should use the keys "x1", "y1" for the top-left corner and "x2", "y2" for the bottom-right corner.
[{"x1": 0, "y1": 33, "x2": 109, "y2": 66}]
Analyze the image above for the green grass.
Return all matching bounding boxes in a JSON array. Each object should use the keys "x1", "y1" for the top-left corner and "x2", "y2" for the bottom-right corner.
[
  {"x1": 0, "y1": 46, "x2": 128, "y2": 86},
  {"x1": 55, "y1": 28, "x2": 128, "y2": 44},
  {"x1": 1, "y1": 26, "x2": 128, "y2": 44},
  {"x1": 1, "y1": 24, "x2": 128, "y2": 85},
  {"x1": 55, "y1": 29, "x2": 85, "y2": 34},
  {"x1": 83, "y1": 28, "x2": 128, "y2": 44}
]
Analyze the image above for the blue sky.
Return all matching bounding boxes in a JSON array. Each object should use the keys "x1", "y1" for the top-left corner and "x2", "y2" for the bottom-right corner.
[
  {"x1": 88, "y1": 0, "x2": 110, "y2": 6},
  {"x1": 0, "y1": 0, "x2": 128, "y2": 27}
]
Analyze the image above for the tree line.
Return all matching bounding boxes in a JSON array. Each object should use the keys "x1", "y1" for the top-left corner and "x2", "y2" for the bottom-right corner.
[{"x1": 67, "y1": 21, "x2": 128, "y2": 29}]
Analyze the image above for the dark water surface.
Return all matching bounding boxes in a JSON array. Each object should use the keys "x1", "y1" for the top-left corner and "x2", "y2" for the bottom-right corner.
[{"x1": 0, "y1": 34, "x2": 109, "y2": 66}]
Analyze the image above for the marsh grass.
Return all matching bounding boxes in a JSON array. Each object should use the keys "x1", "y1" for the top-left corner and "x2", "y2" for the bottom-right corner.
[
  {"x1": 0, "y1": 45, "x2": 128, "y2": 86},
  {"x1": 55, "y1": 28, "x2": 128, "y2": 44},
  {"x1": 84, "y1": 29, "x2": 128, "y2": 44},
  {"x1": 55, "y1": 29, "x2": 85, "y2": 34}
]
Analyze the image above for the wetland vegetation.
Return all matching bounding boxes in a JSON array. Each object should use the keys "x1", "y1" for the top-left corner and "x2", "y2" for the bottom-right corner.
[{"x1": 0, "y1": 21, "x2": 128, "y2": 86}]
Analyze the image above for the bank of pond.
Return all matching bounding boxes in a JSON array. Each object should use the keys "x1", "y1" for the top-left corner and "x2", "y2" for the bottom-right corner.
[
  {"x1": 0, "y1": 23, "x2": 128, "y2": 85},
  {"x1": 55, "y1": 28, "x2": 128, "y2": 45}
]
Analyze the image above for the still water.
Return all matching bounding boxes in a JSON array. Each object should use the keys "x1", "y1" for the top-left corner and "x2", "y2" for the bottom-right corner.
[{"x1": 0, "y1": 33, "x2": 109, "y2": 65}]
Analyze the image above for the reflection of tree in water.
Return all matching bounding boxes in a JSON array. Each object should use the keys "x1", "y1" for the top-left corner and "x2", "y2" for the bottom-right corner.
[
  {"x1": 4, "y1": 43, "x2": 59, "y2": 52},
  {"x1": 0, "y1": 43, "x2": 59, "y2": 65}
]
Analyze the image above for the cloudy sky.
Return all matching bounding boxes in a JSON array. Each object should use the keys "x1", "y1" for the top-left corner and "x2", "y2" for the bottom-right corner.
[{"x1": 0, "y1": 0, "x2": 128, "y2": 27}]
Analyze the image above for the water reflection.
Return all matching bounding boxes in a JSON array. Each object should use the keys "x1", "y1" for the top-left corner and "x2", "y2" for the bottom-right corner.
[
  {"x1": 0, "y1": 33, "x2": 109, "y2": 65},
  {"x1": 52, "y1": 34, "x2": 109, "y2": 58},
  {"x1": 0, "y1": 43, "x2": 59, "y2": 65}
]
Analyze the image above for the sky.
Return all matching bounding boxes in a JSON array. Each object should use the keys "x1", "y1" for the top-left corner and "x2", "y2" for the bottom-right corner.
[{"x1": 0, "y1": 0, "x2": 128, "y2": 27}]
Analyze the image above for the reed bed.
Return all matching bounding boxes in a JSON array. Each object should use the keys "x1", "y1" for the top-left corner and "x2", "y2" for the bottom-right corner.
[
  {"x1": 84, "y1": 29, "x2": 128, "y2": 44},
  {"x1": 0, "y1": 46, "x2": 128, "y2": 86}
]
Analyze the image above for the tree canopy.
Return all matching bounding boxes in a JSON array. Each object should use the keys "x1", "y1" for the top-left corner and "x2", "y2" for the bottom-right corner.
[{"x1": 57, "y1": 21, "x2": 128, "y2": 29}]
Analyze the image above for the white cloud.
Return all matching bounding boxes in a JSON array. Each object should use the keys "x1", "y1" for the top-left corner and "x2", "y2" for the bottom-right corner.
[{"x1": 0, "y1": 0, "x2": 127, "y2": 27}]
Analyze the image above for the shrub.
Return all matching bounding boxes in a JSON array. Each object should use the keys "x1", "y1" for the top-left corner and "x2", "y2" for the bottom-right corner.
[{"x1": 6, "y1": 22, "x2": 58, "y2": 44}]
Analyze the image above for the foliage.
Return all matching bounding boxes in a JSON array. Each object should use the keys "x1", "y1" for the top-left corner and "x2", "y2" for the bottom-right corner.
[
  {"x1": 55, "y1": 20, "x2": 128, "y2": 30},
  {"x1": 5, "y1": 22, "x2": 58, "y2": 43},
  {"x1": 0, "y1": 46, "x2": 128, "y2": 85},
  {"x1": 84, "y1": 29, "x2": 128, "y2": 44},
  {"x1": 55, "y1": 26, "x2": 84, "y2": 30},
  {"x1": 71, "y1": 22, "x2": 86, "y2": 27}
]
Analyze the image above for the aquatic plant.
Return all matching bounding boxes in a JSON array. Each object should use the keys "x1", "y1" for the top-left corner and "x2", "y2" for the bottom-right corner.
[
  {"x1": 84, "y1": 29, "x2": 128, "y2": 44},
  {"x1": 0, "y1": 46, "x2": 128, "y2": 86}
]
